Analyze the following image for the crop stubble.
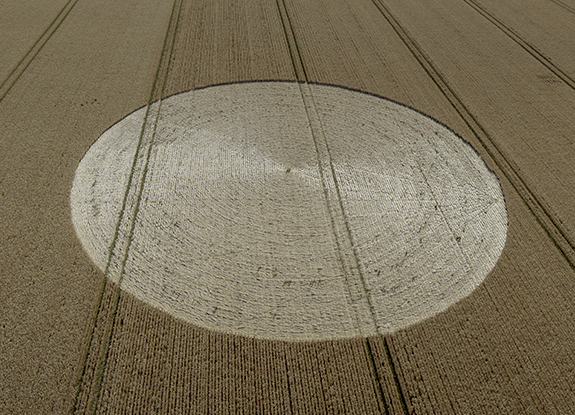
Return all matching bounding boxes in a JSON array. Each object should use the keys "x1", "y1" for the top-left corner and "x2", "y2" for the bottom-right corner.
[{"x1": 1, "y1": 0, "x2": 575, "y2": 414}]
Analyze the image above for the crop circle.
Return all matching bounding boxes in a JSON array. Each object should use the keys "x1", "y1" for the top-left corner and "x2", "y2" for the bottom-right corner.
[{"x1": 71, "y1": 82, "x2": 507, "y2": 340}]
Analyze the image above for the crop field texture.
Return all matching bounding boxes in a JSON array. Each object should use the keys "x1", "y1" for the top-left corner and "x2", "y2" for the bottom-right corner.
[{"x1": 1, "y1": 0, "x2": 575, "y2": 414}]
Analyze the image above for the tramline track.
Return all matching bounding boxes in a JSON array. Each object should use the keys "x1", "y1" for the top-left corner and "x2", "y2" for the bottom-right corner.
[{"x1": 371, "y1": 0, "x2": 575, "y2": 268}]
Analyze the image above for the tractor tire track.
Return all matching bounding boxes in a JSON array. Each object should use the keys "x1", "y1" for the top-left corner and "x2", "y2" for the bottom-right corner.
[
  {"x1": 69, "y1": 0, "x2": 184, "y2": 412},
  {"x1": 0, "y1": 0, "x2": 81, "y2": 104},
  {"x1": 462, "y1": 0, "x2": 575, "y2": 91},
  {"x1": 371, "y1": 0, "x2": 575, "y2": 270},
  {"x1": 275, "y1": 1, "x2": 409, "y2": 413}
]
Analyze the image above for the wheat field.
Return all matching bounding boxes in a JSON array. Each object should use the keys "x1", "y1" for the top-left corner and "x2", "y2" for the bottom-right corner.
[{"x1": 1, "y1": 0, "x2": 575, "y2": 413}]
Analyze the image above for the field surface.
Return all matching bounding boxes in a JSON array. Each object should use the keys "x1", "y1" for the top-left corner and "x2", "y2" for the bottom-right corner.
[{"x1": 1, "y1": 0, "x2": 575, "y2": 413}]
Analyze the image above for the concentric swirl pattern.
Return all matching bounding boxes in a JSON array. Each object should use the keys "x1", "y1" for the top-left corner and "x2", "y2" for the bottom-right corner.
[{"x1": 71, "y1": 82, "x2": 507, "y2": 340}]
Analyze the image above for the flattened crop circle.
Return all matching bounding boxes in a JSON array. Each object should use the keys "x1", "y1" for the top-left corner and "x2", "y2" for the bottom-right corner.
[{"x1": 71, "y1": 82, "x2": 507, "y2": 340}]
